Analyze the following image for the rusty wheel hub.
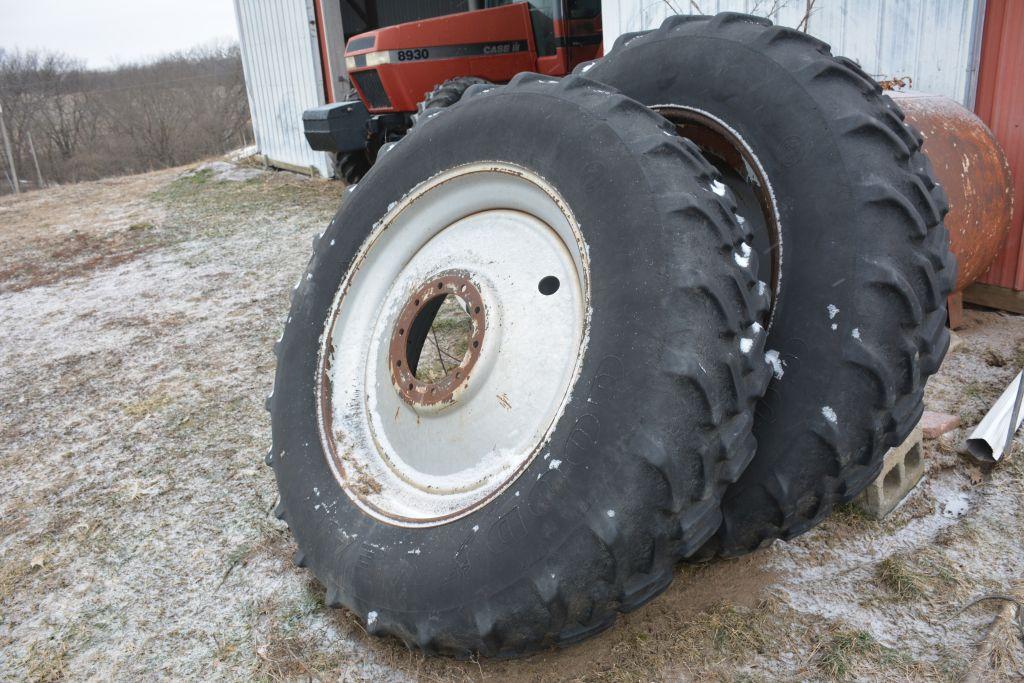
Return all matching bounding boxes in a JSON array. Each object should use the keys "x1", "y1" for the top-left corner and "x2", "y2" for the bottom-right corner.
[{"x1": 389, "y1": 272, "x2": 484, "y2": 407}]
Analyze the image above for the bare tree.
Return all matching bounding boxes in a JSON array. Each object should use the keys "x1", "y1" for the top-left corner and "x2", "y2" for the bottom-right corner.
[
  {"x1": 0, "y1": 43, "x2": 252, "y2": 194},
  {"x1": 797, "y1": 0, "x2": 818, "y2": 32}
]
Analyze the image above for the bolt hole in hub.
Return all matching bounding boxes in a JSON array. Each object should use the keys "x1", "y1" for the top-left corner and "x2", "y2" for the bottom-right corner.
[{"x1": 316, "y1": 164, "x2": 590, "y2": 526}]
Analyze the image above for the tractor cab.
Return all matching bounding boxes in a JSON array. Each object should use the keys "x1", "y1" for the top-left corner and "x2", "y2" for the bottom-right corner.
[
  {"x1": 303, "y1": 0, "x2": 602, "y2": 181},
  {"x1": 476, "y1": 0, "x2": 603, "y2": 80},
  {"x1": 343, "y1": 0, "x2": 602, "y2": 113}
]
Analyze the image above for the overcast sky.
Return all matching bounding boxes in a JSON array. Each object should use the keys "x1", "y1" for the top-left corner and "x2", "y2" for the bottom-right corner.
[{"x1": 0, "y1": 0, "x2": 240, "y2": 69}]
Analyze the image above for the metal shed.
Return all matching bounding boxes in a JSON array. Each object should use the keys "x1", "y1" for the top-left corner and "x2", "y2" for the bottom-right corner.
[
  {"x1": 234, "y1": 0, "x2": 334, "y2": 177},
  {"x1": 602, "y1": 0, "x2": 988, "y2": 106},
  {"x1": 971, "y1": 0, "x2": 1024, "y2": 299}
]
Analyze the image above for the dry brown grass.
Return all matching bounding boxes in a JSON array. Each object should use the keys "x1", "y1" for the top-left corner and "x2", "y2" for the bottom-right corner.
[
  {"x1": 24, "y1": 638, "x2": 70, "y2": 682},
  {"x1": 816, "y1": 628, "x2": 879, "y2": 679},
  {"x1": 829, "y1": 502, "x2": 876, "y2": 531},
  {"x1": 0, "y1": 557, "x2": 36, "y2": 604},
  {"x1": 934, "y1": 519, "x2": 982, "y2": 548},
  {"x1": 959, "y1": 590, "x2": 1024, "y2": 682},
  {"x1": 980, "y1": 611, "x2": 1024, "y2": 679},
  {"x1": 877, "y1": 554, "x2": 925, "y2": 601},
  {"x1": 815, "y1": 627, "x2": 959, "y2": 681},
  {"x1": 245, "y1": 561, "x2": 794, "y2": 682},
  {"x1": 0, "y1": 232, "x2": 159, "y2": 293},
  {"x1": 591, "y1": 598, "x2": 784, "y2": 681},
  {"x1": 875, "y1": 550, "x2": 971, "y2": 606},
  {"x1": 983, "y1": 348, "x2": 1008, "y2": 367}
]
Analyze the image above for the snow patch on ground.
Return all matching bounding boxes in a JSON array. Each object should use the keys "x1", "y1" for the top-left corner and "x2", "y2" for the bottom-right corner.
[{"x1": 185, "y1": 160, "x2": 265, "y2": 183}]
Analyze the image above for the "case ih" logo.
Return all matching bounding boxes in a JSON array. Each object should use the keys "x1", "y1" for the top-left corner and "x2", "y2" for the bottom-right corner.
[{"x1": 483, "y1": 42, "x2": 522, "y2": 55}]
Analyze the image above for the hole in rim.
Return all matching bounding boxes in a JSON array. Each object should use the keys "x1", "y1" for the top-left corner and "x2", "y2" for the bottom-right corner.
[
  {"x1": 538, "y1": 276, "x2": 560, "y2": 295},
  {"x1": 406, "y1": 294, "x2": 474, "y2": 383}
]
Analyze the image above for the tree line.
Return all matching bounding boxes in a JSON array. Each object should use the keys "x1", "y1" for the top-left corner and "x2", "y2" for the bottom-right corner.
[{"x1": 0, "y1": 43, "x2": 252, "y2": 195}]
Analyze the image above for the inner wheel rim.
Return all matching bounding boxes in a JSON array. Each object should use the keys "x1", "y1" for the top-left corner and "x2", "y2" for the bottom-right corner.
[
  {"x1": 654, "y1": 104, "x2": 782, "y2": 328},
  {"x1": 316, "y1": 163, "x2": 590, "y2": 527}
]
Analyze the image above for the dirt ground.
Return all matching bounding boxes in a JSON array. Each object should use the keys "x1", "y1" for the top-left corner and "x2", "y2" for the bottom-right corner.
[{"x1": 1, "y1": 161, "x2": 1022, "y2": 681}]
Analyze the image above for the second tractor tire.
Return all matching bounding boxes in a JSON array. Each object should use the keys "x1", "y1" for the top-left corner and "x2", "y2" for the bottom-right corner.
[{"x1": 581, "y1": 12, "x2": 956, "y2": 556}]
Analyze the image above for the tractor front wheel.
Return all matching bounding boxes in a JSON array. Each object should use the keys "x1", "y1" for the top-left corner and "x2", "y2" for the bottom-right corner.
[
  {"x1": 413, "y1": 77, "x2": 491, "y2": 124},
  {"x1": 334, "y1": 150, "x2": 371, "y2": 185}
]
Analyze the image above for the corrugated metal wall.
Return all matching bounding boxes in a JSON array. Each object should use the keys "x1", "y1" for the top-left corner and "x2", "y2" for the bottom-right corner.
[
  {"x1": 235, "y1": 0, "x2": 333, "y2": 177},
  {"x1": 975, "y1": 0, "x2": 1023, "y2": 290},
  {"x1": 602, "y1": 0, "x2": 985, "y2": 106}
]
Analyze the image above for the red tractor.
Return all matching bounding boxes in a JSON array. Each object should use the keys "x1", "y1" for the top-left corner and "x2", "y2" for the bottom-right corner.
[{"x1": 303, "y1": 0, "x2": 602, "y2": 183}]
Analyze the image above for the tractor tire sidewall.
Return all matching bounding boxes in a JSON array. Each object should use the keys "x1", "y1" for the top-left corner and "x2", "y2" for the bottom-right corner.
[
  {"x1": 272, "y1": 84, "x2": 747, "y2": 653},
  {"x1": 585, "y1": 17, "x2": 953, "y2": 553}
]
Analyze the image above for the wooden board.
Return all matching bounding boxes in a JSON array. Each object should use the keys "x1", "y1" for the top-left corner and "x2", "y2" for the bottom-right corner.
[{"x1": 963, "y1": 282, "x2": 1024, "y2": 314}]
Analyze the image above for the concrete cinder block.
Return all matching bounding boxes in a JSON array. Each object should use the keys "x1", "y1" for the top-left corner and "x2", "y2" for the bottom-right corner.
[{"x1": 854, "y1": 424, "x2": 925, "y2": 519}]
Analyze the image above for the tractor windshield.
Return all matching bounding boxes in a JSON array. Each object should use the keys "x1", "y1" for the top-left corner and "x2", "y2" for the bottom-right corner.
[{"x1": 482, "y1": 0, "x2": 598, "y2": 19}]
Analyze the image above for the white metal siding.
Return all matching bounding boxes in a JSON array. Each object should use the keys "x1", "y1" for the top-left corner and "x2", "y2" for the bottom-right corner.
[
  {"x1": 235, "y1": 0, "x2": 333, "y2": 176},
  {"x1": 601, "y1": 0, "x2": 985, "y2": 106}
]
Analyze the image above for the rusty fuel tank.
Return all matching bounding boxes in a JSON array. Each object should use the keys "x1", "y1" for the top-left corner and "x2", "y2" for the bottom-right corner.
[{"x1": 891, "y1": 91, "x2": 1015, "y2": 293}]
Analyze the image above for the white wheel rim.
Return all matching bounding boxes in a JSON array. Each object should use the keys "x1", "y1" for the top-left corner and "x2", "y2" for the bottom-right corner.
[{"x1": 316, "y1": 163, "x2": 591, "y2": 527}]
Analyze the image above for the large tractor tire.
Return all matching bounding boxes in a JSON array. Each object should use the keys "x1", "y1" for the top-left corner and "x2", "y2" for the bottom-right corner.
[
  {"x1": 579, "y1": 13, "x2": 955, "y2": 556},
  {"x1": 267, "y1": 73, "x2": 770, "y2": 656},
  {"x1": 413, "y1": 76, "x2": 491, "y2": 124}
]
